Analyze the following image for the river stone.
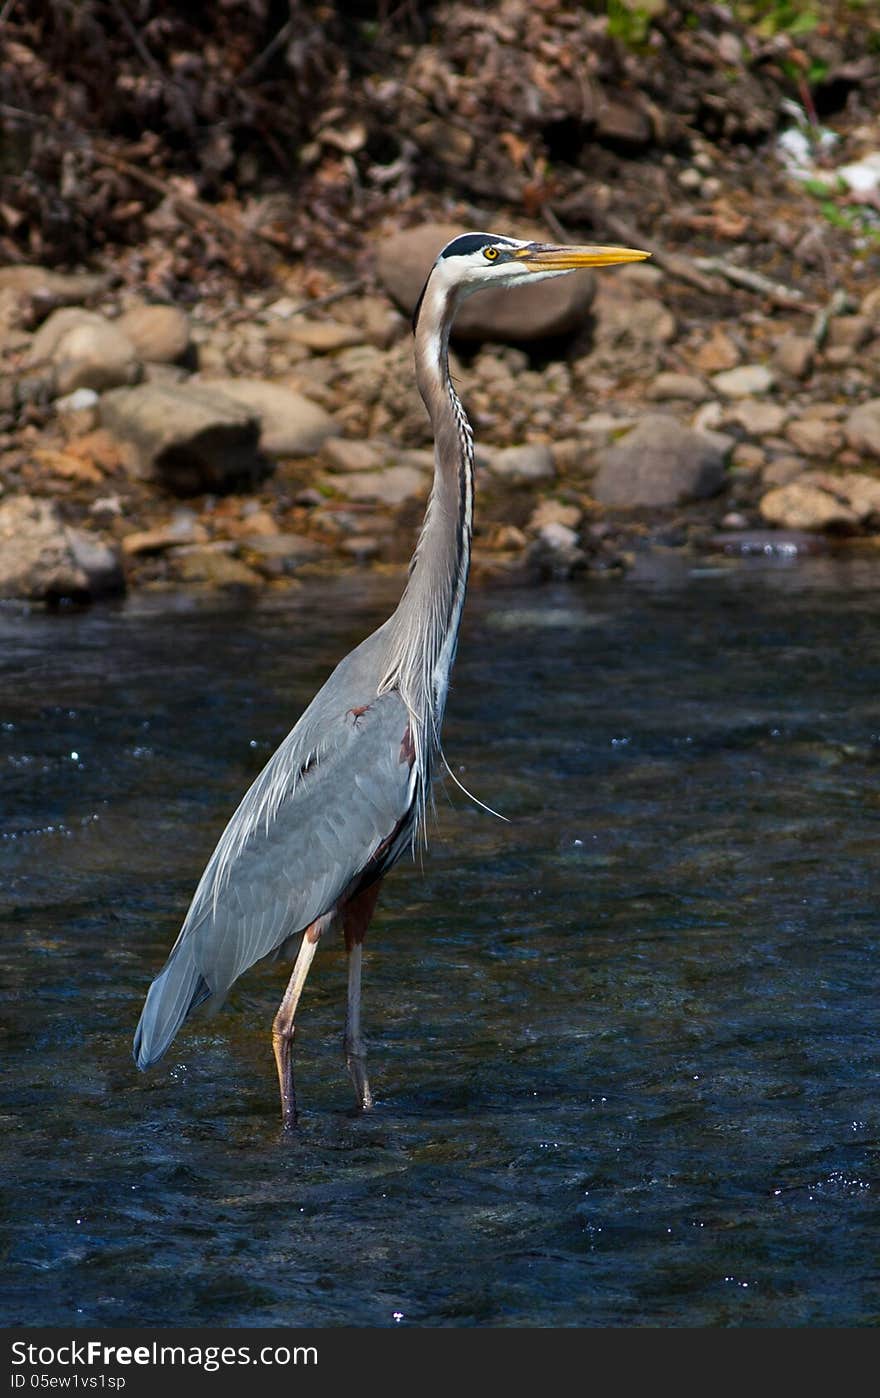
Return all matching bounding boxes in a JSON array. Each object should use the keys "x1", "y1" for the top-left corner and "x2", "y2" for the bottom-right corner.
[
  {"x1": 845, "y1": 399, "x2": 880, "y2": 457},
  {"x1": 647, "y1": 372, "x2": 709, "y2": 402},
  {"x1": 321, "y1": 438, "x2": 384, "y2": 473},
  {"x1": 759, "y1": 482, "x2": 858, "y2": 531},
  {"x1": 728, "y1": 400, "x2": 788, "y2": 436},
  {"x1": 198, "y1": 377, "x2": 340, "y2": 456},
  {"x1": 53, "y1": 321, "x2": 141, "y2": 395},
  {"x1": 240, "y1": 533, "x2": 330, "y2": 578},
  {"x1": 711, "y1": 364, "x2": 775, "y2": 398},
  {"x1": 327, "y1": 465, "x2": 429, "y2": 505},
  {"x1": 592, "y1": 415, "x2": 731, "y2": 508},
  {"x1": 117, "y1": 304, "x2": 191, "y2": 363},
  {"x1": 773, "y1": 333, "x2": 815, "y2": 379},
  {"x1": 785, "y1": 415, "x2": 843, "y2": 458},
  {"x1": 170, "y1": 545, "x2": 263, "y2": 589},
  {"x1": 0, "y1": 494, "x2": 123, "y2": 600},
  {"x1": 487, "y1": 444, "x2": 556, "y2": 482},
  {"x1": 100, "y1": 382, "x2": 262, "y2": 493},
  {"x1": 376, "y1": 223, "x2": 596, "y2": 343},
  {"x1": 285, "y1": 318, "x2": 366, "y2": 352},
  {"x1": 0, "y1": 265, "x2": 111, "y2": 309}
]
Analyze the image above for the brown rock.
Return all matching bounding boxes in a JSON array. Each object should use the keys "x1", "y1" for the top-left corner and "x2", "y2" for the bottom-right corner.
[
  {"x1": 647, "y1": 372, "x2": 709, "y2": 402},
  {"x1": 785, "y1": 416, "x2": 843, "y2": 458},
  {"x1": 844, "y1": 399, "x2": 880, "y2": 457},
  {"x1": 321, "y1": 438, "x2": 385, "y2": 473},
  {"x1": 117, "y1": 304, "x2": 191, "y2": 363},
  {"x1": 693, "y1": 328, "x2": 740, "y2": 374},
  {"x1": 762, "y1": 455, "x2": 806, "y2": 488},
  {"x1": 0, "y1": 494, "x2": 123, "y2": 600},
  {"x1": 826, "y1": 316, "x2": 873, "y2": 350},
  {"x1": 285, "y1": 318, "x2": 366, "y2": 352},
  {"x1": 773, "y1": 333, "x2": 815, "y2": 379},
  {"x1": 759, "y1": 483, "x2": 857, "y2": 532},
  {"x1": 376, "y1": 223, "x2": 596, "y2": 343}
]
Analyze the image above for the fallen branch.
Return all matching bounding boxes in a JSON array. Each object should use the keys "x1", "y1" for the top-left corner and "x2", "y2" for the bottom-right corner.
[
  {"x1": 90, "y1": 142, "x2": 294, "y2": 259},
  {"x1": 692, "y1": 256, "x2": 815, "y2": 311},
  {"x1": 601, "y1": 213, "x2": 726, "y2": 296}
]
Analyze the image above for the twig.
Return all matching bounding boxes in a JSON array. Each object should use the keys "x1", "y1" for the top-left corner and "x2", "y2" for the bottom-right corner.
[
  {"x1": 811, "y1": 287, "x2": 855, "y2": 346},
  {"x1": 91, "y1": 142, "x2": 293, "y2": 256},
  {"x1": 693, "y1": 256, "x2": 814, "y2": 311},
  {"x1": 286, "y1": 281, "x2": 365, "y2": 316},
  {"x1": 237, "y1": 19, "x2": 293, "y2": 85},
  {"x1": 601, "y1": 213, "x2": 726, "y2": 295}
]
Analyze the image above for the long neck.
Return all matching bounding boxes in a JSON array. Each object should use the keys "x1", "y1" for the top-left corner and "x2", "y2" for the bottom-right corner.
[{"x1": 380, "y1": 274, "x2": 474, "y2": 748}]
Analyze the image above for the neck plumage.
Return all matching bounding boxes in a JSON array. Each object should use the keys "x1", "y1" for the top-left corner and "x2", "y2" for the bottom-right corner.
[{"x1": 380, "y1": 274, "x2": 474, "y2": 761}]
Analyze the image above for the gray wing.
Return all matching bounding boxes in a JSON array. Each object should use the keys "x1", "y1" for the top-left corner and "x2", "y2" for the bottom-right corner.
[{"x1": 134, "y1": 676, "x2": 416, "y2": 1068}]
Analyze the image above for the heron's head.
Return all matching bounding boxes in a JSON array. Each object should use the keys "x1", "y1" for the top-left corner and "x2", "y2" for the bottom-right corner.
[{"x1": 413, "y1": 231, "x2": 650, "y2": 332}]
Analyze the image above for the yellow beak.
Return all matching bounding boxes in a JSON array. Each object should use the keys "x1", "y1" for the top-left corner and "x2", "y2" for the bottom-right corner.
[{"x1": 517, "y1": 243, "x2": 650, "y2": 270}]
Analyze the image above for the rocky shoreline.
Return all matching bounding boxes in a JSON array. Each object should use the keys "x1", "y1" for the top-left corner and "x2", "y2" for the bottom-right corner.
[{"x1": 2, "y1": 211, "x2": 880, "y2": 606}]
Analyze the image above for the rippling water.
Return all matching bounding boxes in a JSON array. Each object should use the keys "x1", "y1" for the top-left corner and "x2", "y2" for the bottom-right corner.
[{"x1": 1, "y1": 553, "x2": 879, "y2": 1327}]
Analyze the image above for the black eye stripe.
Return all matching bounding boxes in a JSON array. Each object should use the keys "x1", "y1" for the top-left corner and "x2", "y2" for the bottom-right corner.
[{"x1": 439, "y1": 233, "x2": 517, "y2": 259}]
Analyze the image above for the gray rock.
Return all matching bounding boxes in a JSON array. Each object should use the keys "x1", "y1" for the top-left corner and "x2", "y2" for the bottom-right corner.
[
  {"x1": 240, "y1": 533, "x2": 330, "y2": 578},
  {"x1": 170, "y1": 545, "x2": 263, "y2": 588},
  {"x1": 198, "y1": 377, "x2": 340, "y2": 456},
  {"x1": 487, "y1": 444, "x2": 556, "y2": 482},
  {"x1": 773, "y1": 333, "x2": 815, "y2": 379},
  {"x1": 100, "y1": 382, "x2": 263, "y2": 493},
  {"x1": 647, "y1": 372, "x2": 709, "y2": 402},
  {"x1": 711, "y1": 364, "x2": 775, "y2": 398},
  {"x1": 845, "y1": 399, "x2": 880, "y2": 457},
  {"x1": 589, "y1": 284, "x2": 676, "y2": 349},
  {"x1": 117, "y1": 304, "x2": 191, "y2": 363},
  {"x1": 327, "y1": 465, "x2": 429, "y2": 506},
  {"x1": 592, "y1": 415, "x2": 731, "y2": 508},
  {"x1": 0, "y1": 494, "x2": 123, "y2": 600},
  {"x1": 376, "y1": 223, "x2": 596, "y2": 343},
  {"x1": 526, "y1": 521, "x2": 587, "y2": 579}
]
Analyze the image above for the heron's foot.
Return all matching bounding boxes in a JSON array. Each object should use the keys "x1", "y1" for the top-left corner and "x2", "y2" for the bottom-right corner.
[{"x1": 346, "y1": 1052, "x2": 374, "y2": 1112}]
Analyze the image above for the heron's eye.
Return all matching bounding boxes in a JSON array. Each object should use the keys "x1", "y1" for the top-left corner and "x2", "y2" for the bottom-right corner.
[{"x1": 483, "y1": 247, "x2": 499, "y2": 261}]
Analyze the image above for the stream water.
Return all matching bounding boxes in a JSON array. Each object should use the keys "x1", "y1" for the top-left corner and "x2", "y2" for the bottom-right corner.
[{"x1": 1, "y1": 552, "x2": 879, "y2": 1327}]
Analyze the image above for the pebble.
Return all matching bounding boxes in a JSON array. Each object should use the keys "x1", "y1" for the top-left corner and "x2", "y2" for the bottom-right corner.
[
  {"x1": 711, "y1": 364, "x2": 775, "y2": 398},
  {"x1": 486, "y1": 444, "x2": 556, "y2": 482}
]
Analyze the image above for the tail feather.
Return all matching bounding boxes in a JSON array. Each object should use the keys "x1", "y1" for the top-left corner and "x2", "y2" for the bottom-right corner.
[{"x1": 133, "y1": 944, "x2": 211, "y2": 1070}]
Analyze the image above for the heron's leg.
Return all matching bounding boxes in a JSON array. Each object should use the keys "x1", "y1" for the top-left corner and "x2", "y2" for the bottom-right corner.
[
  {"x1": 345, "y1": 944, "x2": 373, "y2": 1111},
  {"x1": 342, "y1": 880, "x2": 382, "y2": 1111},
  {"x1": 272, "y1": 914, "x2": 330, "y2": 1130}
]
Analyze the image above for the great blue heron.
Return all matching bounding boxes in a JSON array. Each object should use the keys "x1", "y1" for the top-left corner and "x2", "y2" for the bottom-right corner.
[{"x1": 134, "y1": 231, "x2": 648, "y2": 1127}]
